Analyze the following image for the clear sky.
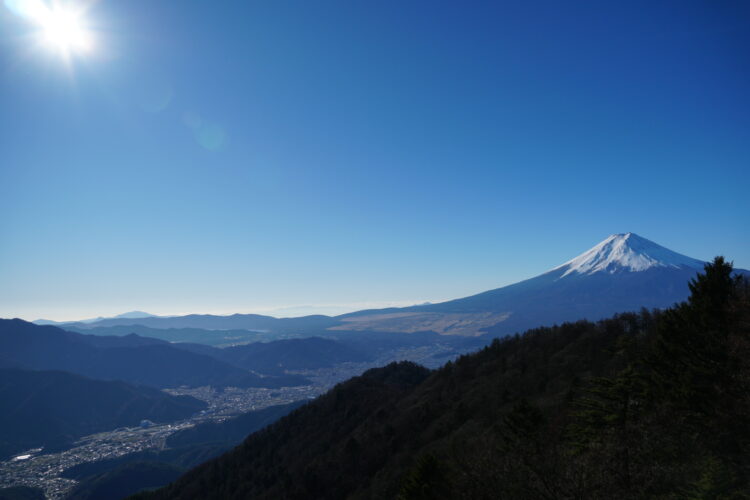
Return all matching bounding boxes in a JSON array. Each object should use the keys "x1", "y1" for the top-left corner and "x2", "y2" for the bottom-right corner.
[{"x1": 1, "y1": 0, "x2": 748, "y2": 321}]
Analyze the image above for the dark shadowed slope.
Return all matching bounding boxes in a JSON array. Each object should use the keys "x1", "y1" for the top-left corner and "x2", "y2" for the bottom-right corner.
[
  {"x1": 134, "y1": 361, "x2": 431, "y2": 500},
  {"x1": 61, "y1": 402, "x2": 305, "y2": 499},
  {"x1": 213, "y1": 337, "x2": 371, "y2": 374},
  {"x1": 0, "y1": 368, "x2": 205, "y2": 460},
  {"x1": 75, "y1": 335, "x2": 373, "y2": 377},
  {"x1": 0, "y1": 319, "x2": 309, "y2": 388},
  {"x1": 165, "y1": 401, "x2": 306, "y2": 448},
  {"x1": 65, "y1": 463, "x2": 184, "y2": 500},
  {"x1": 134, "y1": 259, "x2": 750, "y2": 500},
  {"x1": 0, "y1": 486, "x2": 45, "y2": 500},
  {"x1": 80, "y1": 344, "x2": 310, "y2": 388}
]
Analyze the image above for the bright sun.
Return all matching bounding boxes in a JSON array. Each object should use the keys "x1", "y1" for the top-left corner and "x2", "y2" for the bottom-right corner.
[
  {"x1": 39, "y1": 9, "x2": 91, "y2": 52},
  {"x1": 3, "y1": 0, "x2": 96, "y2": 59}
]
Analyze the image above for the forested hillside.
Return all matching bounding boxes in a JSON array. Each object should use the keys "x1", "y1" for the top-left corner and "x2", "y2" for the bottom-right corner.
[
  {"x1": 136, "y1": 258, "x2": 749, "y2": 499},
  {"x1": 0, "y1": 370, "x2": 205, "y2": 460}
]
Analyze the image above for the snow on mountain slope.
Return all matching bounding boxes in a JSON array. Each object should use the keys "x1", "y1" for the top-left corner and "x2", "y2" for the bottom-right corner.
[
  {"x1": 338, "y1": 232, "x2": 723, "y2": 336},
  {"x1": 41, "y1": 233, "x2": 740, "y2": 339},
  {"x1": 551, "y1": 233, "x2": 705, "y2": 278}
]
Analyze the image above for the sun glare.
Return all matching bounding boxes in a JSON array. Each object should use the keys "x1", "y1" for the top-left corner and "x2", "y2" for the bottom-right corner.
[
  {"x1": 4, "y1": 0, "x2": 95, "y2": 56},
  {"x1": 39, "y1": 8, "x2": 92, "y2": 53}
]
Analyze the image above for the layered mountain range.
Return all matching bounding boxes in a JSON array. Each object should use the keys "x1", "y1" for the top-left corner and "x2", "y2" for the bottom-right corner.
[
  {"x1": 0, "y1": 368, "x2": 206, "y2": 460},
  {"x1": 0, "y1": 320, "x2": 363, "y2": 461},
  {"x1": 47, "y1": 233, "x2": 747, "y2": 339},
  {"x1": 134, "y1": 257, "x2": 750, "y2": 499},
  {"x1": 0, "y1": 319, "x2": 313, "y2": 389},
  {"x1": 337, "y1": 232, "x2": 722, "y2": 336},
  {"x1": 4, "y1": 233, "x2": 747, "y2": 498}
]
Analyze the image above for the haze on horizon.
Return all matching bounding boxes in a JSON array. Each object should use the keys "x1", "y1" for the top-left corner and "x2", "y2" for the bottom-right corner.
[{"x1": 1, "y1": 1, "x2": 748, "y2": 322}]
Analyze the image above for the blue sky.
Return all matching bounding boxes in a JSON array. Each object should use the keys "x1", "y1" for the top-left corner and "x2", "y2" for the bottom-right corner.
[{"x1": 1, "y1": 0, "x2": 748, "y2": 321}]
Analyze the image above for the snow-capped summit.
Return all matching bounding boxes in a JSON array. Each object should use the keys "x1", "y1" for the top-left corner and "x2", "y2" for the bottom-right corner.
[
  {"x1": 552, "y1": 232, "x2": 705, "y2": 278},
  {"x1": 329, "y1": 233, "x2": 747, "y2": 337}
]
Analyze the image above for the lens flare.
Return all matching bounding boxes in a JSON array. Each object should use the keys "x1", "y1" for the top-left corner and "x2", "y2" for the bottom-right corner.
[
  {"x1": 4, "y1": 0, "x2": 95, "y2": 57},
  {"x1": 39, "y1": 8, "x2": 92, "y2": 53}
]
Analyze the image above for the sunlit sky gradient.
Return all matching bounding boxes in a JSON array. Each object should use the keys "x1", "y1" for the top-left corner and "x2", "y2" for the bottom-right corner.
[{"x1": 1, "y1": 1, "x2": 749, "y2": 321}]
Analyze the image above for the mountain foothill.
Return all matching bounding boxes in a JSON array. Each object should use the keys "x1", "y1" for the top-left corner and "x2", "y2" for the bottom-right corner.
[
  {"x1": 2, "y1": 233, "x2": 748, "y2": 498},
  {"x1": 136, "y1": 256, "x2": 750, "y2": 499}
]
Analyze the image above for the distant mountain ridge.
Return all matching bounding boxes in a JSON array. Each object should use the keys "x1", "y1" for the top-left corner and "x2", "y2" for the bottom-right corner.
[
  {"x1": 335, "y1": 233, "x2": 747, "y2": 336},
  {"x1": 34, "y1": 311, "x2": 157, "y2": 326},
  {"x1": 132, "y1": 259, "x2": 750, "y2": 499},
  {"x1": 0, "y1": 319, "x2": 310, "y2": 389},
  {"x1": 51, "y1": 313, "x2": 338, "y2": 333},
  {"x1": 33, "y1": 233, "x2": 748, "y2": 338}
]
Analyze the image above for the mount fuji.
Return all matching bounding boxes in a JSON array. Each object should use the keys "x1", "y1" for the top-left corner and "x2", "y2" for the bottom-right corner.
[
  {"x1": 335, "y1": 233, "x2": 747, "y2": 336},
  {"x1": 47, "y1": 233, "x2": 746, "y2": 339}
]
